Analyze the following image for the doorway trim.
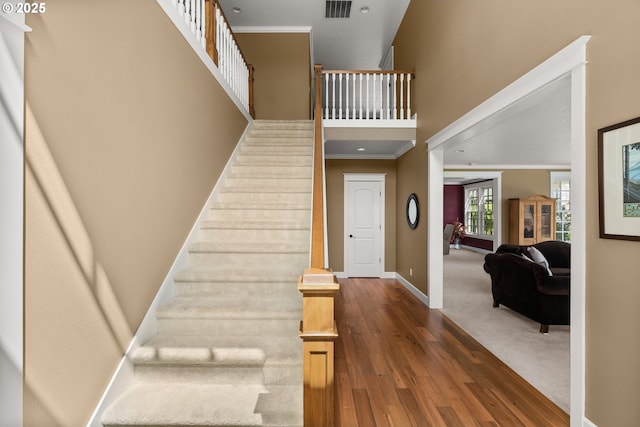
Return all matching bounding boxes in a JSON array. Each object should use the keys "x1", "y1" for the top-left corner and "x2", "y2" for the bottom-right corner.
[
  {"x1": 426, "y1": 36, "x2": 590, "y2": 426},
  {"x1": 343, "y1": 173, "x2": 386, "y2": 277}
]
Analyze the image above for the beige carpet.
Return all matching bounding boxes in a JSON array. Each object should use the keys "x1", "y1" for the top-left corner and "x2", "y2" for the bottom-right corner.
[{"x1": 442, "y1": 247, "x2": 570, "y2": 413}]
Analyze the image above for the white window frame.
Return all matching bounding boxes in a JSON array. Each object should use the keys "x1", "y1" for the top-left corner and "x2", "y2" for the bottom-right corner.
[
  {"x1": 550, "y1": 171, "x2": 571, "y2": 242},
  {"x1": 463, "y1": 180, "x2": 496, "y2": 239}
]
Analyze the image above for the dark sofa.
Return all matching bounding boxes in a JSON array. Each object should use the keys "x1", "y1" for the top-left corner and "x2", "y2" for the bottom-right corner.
[{"x1": 483, "y1": 240, "x2": 570, "y2": 333}]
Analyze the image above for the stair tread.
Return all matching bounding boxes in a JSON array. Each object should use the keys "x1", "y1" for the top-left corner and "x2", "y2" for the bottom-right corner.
[
  {"x1": 139, "y1": 335, "x2": 302, "y2": 364},
  {"x1": 202, "y1": 220, "x2": 310, "y2": 230},
  {"x1": 190, "y1": 241, "x2": 308, "y2": 253},
  {"x1": 157, "y1": 296, "x2": 301, "y2": 319},
  {"x1": 102, "y1": 383, "x2": 266, "y2": 426},
  {"x1": 132, "y1": 346, "x2": 267, "y2": 365}
]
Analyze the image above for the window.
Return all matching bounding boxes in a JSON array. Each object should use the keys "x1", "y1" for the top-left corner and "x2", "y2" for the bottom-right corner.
[
  {"x1": 464, "y1": 181, "x2": 495, "y2": 237},
  {"x1": 550, "y1": 172, "x2": 571, "y2": 242}
]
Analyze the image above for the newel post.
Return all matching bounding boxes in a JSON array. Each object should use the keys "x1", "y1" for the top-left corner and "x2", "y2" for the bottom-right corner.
[
  {"x1": 298, "y1": 268, "x2": 339, "y2": 427},
  {"x1": 248, "y1": 64, "x2": 255, "y2": 118},
  {"x1": 204, "y1": 0, "x2": 218, "y2": 65}
]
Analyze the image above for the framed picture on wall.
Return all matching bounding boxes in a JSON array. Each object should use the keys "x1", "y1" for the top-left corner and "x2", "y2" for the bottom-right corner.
[{"x1": 598, "y1": 116, "x2": 640, "y2": 240}]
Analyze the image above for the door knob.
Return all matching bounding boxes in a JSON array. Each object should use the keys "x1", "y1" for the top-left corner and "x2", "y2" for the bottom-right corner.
[{"x1": 349, "y1": 234, "x2": 354, "y2": 238}]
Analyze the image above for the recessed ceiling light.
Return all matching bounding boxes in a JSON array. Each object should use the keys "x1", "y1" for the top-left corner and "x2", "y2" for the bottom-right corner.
[
  {"x1": 360, "y1": 6, "x2": 369, "y2": 13},
  {"x1": 455, "y1": 149, "x2": 465, "y2": 153},
  {"x1": 232, "y1": 6, "x2": 241, "y2": 13},
  {"x1": 357, "y1": 147, "x2": 366, "y2": 152}
]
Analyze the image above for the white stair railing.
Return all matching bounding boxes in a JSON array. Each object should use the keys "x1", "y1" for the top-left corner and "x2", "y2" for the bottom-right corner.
[
  {"x1": 165, "y1": 0, "x2": 254, "y2": 117},
  {"x1": 321, "y1": 70, "x2": 414, "y2": 121}
]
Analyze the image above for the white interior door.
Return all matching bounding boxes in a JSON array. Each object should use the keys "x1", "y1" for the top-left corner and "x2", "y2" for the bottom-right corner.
[{"x1": 344, "y1": 175, "x2": 384, "y2": 277}]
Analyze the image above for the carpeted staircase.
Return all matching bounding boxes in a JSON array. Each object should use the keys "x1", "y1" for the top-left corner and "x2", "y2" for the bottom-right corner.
[{"x1": 102, "y1": 120, "x2": 314, "y2": 427}]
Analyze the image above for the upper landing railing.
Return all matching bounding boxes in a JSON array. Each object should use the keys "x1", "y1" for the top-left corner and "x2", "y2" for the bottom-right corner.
[
  {"x1": 318, "y1": 66, "x2": 415, "y2": 123},
  {"x1": 166, "y1": 0, "x2": 255, "y2": 117}
]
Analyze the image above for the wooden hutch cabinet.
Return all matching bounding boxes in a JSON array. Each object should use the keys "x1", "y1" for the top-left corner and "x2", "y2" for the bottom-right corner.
[{"x1": 509, "y1": 195, "x2": 556, "y2": 245}]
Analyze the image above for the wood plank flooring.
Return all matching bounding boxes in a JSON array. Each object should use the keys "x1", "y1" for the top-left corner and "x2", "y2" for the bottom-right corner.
[{"x1": 334, "y1": 278, "x2": 569, "y2": 427}]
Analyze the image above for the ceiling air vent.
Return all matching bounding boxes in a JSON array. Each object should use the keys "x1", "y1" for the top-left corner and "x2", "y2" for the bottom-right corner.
[{"x1": 325, "y1": 0, "x2": 352, "y2": 18}]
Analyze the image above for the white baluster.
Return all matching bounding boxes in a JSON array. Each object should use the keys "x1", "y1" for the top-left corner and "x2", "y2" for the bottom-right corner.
[
  {"x1": 385, "y1": 73, "x2": 390, "y2": 120},
  {"x1": 177, "y1": 0, "x2": 185, "y2": 17},
  {"x1": 200, "y1": 0, "x2": 206, "y2": 48},
  {"x1": 352, "y1": 73, "x2": 356, "y2": 119},
  {"x1": 359, "y1": 73, "x2": 363, "y2": 119},
  {"x1": 407, "y1": 73, "x2": 412, "y2": 119},
  {"x1": 338, "y1": 73, "x2": 343, "y2": 119},
  {"x1": 365, "y1": 73, "x2": 370, "y2": 120},
  {"x1": 331, "y1": 73, "x2": 336, "y2": 119},
  {"x1": 345, "y1": 73, "x2": 350, "y2": 119},
  {"x1": 184, "y1": 0, "x2": 190, "y2": 24},
  {"x1": 324, "y1": 74, "x2": 329, "y2": 119},
  {"x1": 392, "y1": 74, "x2": 397, "y2": 119},
  {"x1": 400, "y1": 73, "x2": 405, "y2": 120},
  {"x1": 195, "y1": 0, "x2": 201, "y2": 41},
  {"x1": 372, "y1": 73, "x2": 376, "y2": 120},
  {"x1": 191, "y1": 0, "x2": 197, "y2": 34}
]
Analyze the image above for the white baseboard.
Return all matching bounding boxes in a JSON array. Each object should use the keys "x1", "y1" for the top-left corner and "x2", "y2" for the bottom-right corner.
[
  {"x1": 332, "y1": 272, "x2": 429, "y2": 306},
  {"x1": 395, "y1": 273, "x2": 429, "y2": 307},
  {"x1": 86, "y1": 125, "x2": 251, "y2": 427},
  {"x1": 332, "y1": 271, "x2": 402, "y2": 280},
  {"x1": 583, "y1": 417, "x2": 598, "y2": 427}
]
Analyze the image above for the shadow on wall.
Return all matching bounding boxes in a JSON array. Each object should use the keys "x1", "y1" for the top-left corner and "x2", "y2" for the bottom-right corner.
[{"x1": 24, "y1": 104, "x2": 133, "y2": 426}]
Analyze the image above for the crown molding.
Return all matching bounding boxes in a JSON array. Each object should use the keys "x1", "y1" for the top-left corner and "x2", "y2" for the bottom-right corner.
[{"x1": 232, "y1": 26, "x2": 312, "y2": 33}]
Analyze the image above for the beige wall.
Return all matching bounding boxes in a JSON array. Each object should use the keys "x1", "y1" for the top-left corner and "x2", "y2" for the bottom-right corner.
[
  {"x1": 24, "y1": 0, "x2": 248, "y2": 424},
  {"x1": 393, "y1": 1, "x2": 640, "y2": 425},
  {"x1": 235, "y1": 32, "x2": 311, "y2": 120},
  {"x1": 326, "y1": 160, "x2": 397, "y2": 273}
]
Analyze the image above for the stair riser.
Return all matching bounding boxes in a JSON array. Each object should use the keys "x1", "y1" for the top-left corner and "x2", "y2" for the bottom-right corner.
[
  {"x1": 198, "y1": 228, "x2": 309, "y2": 243},
  {"x1": 215, "y1": 192, "x2": 311, "y2": 206},
  {"x1": 251, "y1": 120, "x2": 313, "y2": 130},
  {"x1": 235, "y1": 154, "x2": 312, "y2": 166},
  {"x1": 134, "y1": 365, "x2": 265, "y2": 384},
  {"x1": 157, "y1": 318, "x2": 301, "y2": 337},
  {"x1": 133, "y1": 364, "x2": 301, "y2": 385},
  {"x1": 174, "y1": 281, "x2": 300, "y2": 297},
  {"x1": 230, "y1": 165, "x2": 312, "y2": 179},
  {"x1": 248, "y1": 130, "x2": 313, "y2": 138},
  {"x1": 265, "y1": 364, "x2": 303, "y2": 385},
  {"x1": 239, "y1": 146, "x2": 313, "y2": 155},
  {"x1": 208, "y1": 209, "x2": 310, "y2": 222},
  {"x1": 188, "y1": 253, "x2": 309, "y2": 269},
  {"x1": 175, "y1": 269, "x2": 301, "y2": 283},
  {"x1": 223, "y1": 178, "x2": 311, "y2": 192}
]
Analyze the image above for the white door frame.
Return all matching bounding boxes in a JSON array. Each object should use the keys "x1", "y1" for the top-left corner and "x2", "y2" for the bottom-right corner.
[
  {"x1": 426, "y1": 36, "x2": 590, "y2": 426},
  {"x1": 343, "y1": 173, "x2": 386, "y2": 277}
]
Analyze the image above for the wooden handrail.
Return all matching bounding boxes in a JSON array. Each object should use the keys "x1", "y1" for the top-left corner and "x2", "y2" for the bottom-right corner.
[
  {"x1": 310, "y1": 64, "x2": 325, "y2": 269},
  {"x1": 322, "y1": 69, "x2": 416, "y2": 78}
]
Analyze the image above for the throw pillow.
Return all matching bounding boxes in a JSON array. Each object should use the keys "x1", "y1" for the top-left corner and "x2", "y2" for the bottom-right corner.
[{"x1": 527, "y1": 246, "x2": 553, "y2": 276}]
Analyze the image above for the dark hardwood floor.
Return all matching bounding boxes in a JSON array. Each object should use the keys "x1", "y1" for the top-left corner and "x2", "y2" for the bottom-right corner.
[{"x1": 334, "y1": 278, "x2": 569, "y2": 427}]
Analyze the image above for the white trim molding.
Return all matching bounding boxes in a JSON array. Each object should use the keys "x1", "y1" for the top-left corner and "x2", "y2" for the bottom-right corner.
[
  {"x1": 395, "y1": 273, "x2": 429, "y2": 307},
  {"x1": 426, "y1": 35, "x2": 590, "y2": 427},
  {"x1": 232, "y1": 26, "x2": 312, "y2": 33}
]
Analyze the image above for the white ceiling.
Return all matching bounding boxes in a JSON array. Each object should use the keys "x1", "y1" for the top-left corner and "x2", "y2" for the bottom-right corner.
[
  {"x1": 218, "y1": 1, "x2": 572, "y2": 168},
  {"x1": 218, "y1": 0, "x2": 410, "y2": 70},
  {"x1": 442, "y1": 74, "x2": 572, "y2": 170}
]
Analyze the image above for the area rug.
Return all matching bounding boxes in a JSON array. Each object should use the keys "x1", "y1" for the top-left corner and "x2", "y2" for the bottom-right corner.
[{"x1": 442, "y1": 247, "x2": 570, "y2": 413}]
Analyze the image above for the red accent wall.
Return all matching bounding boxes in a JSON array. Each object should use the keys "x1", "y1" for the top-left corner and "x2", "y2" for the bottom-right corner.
[
  {"x1": 443, "y1": 185, "x2": 464, "y2": 226},
  {"x1": 443, "y1": 184, "x2": 493, "y2": 251}
]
